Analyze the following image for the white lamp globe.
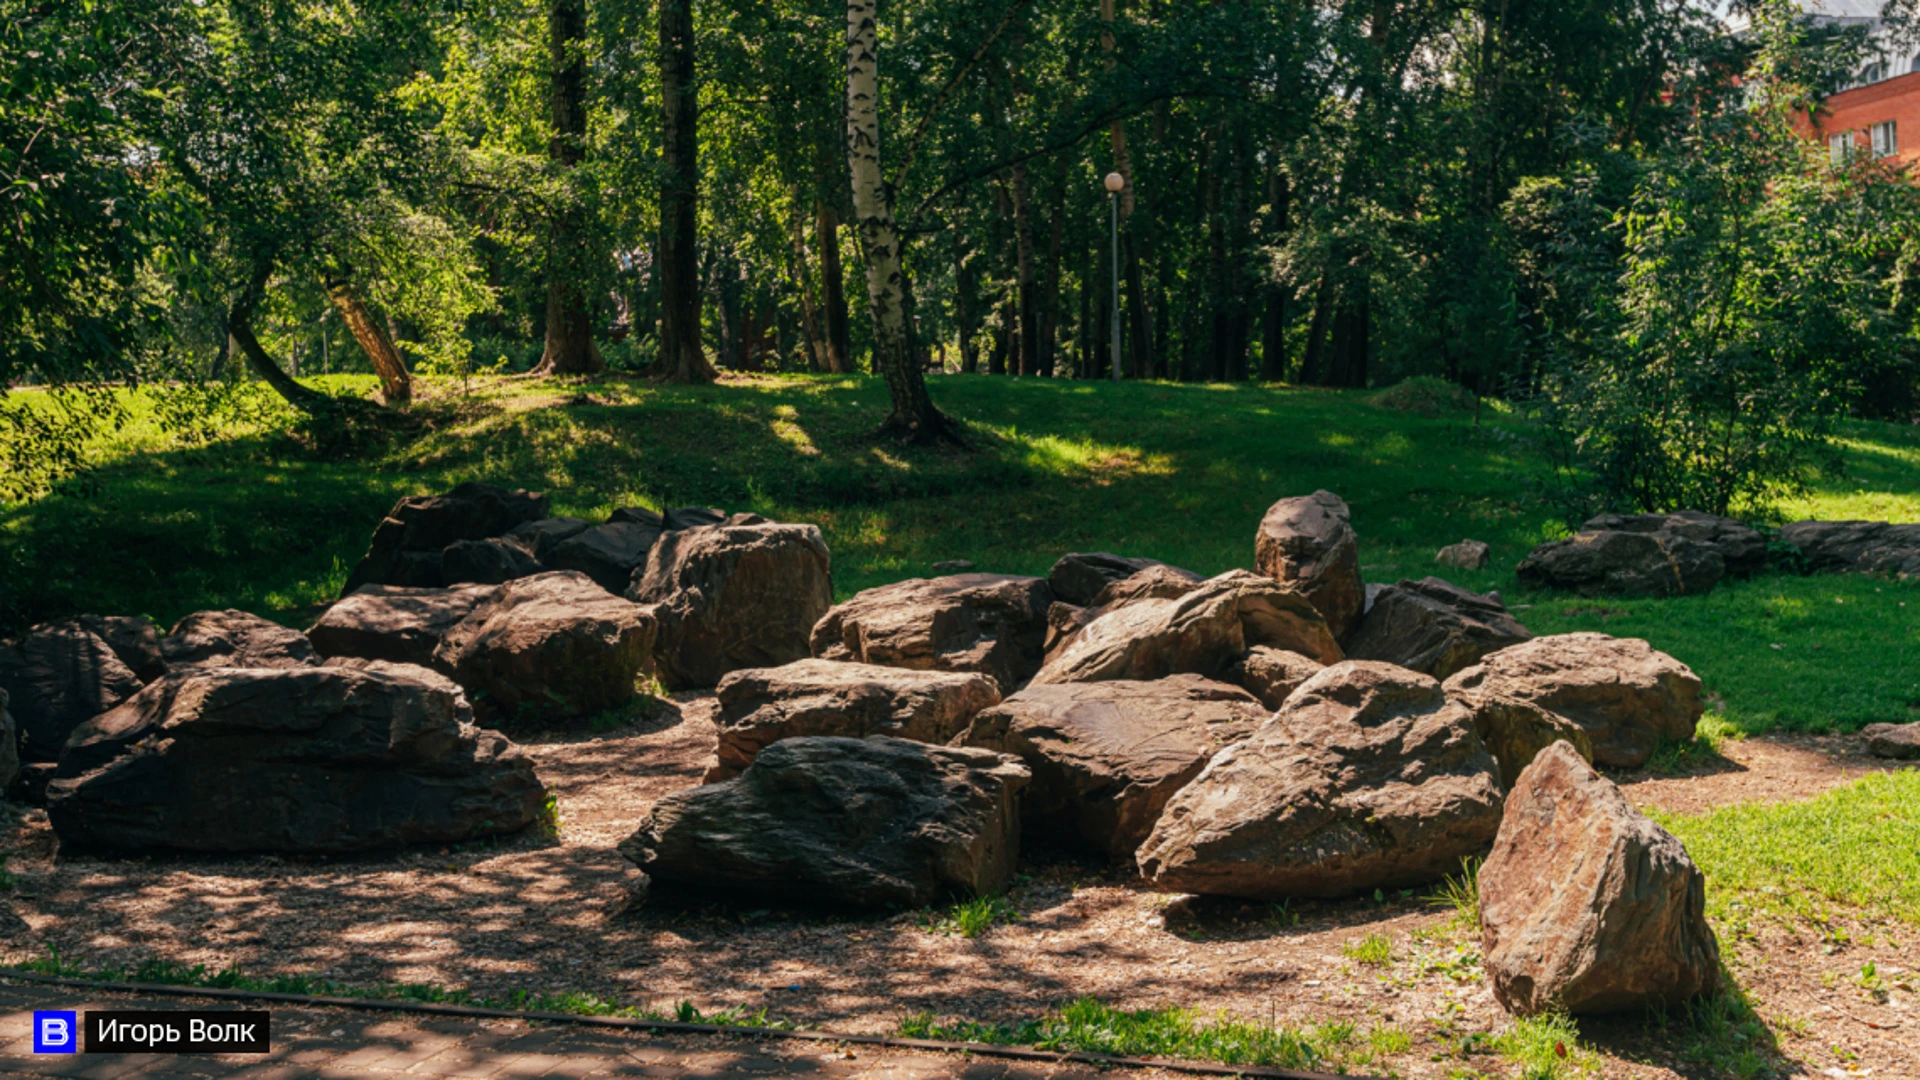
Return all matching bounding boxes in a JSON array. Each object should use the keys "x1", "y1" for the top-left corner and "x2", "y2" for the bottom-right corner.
[{"x1": 1103, "y1": 172, "x2": 1125, "y2": 193}]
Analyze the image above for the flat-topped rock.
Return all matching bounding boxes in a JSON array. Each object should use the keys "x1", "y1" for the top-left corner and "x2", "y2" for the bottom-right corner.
[
  {"x1": 1047, "y1": 553, "x2": 1181, "y2": 607},
  {"x1": 1137, "y1": 661, "x2": 1505, "y2": 899},
  {"x1": 47, "y1": 664, "x2": 544, "y2": 853},
  {"x1": 709, "y1": 659, "x2": 1001, "y2": 780},
  {"x1": 1254, "y1": 490, "x2": 1365, "y2": 641},
  {"x1": 1517, "y1": 527, "x2": 1724, "y2": 597},
  {"x1": 1863, "y1": 722, "x2": 1920, "y2": 760},
  {"x1": 308, "y1": 584, "x2": 498, "y2": 668},
  {"x1": 622, "y1": 735, "x2": 1029, "y2": 909},
  {"x1": 344, "y1": 482, "x2": 550, "y2": 594},
  {"x1": 436, "y1": 571, "x2": 656, "y2": 724},
  {"x1": 1584, "y1": 511, "x2": 1766, "y2": 577},
  {"x1": 441, "y1": 537, "x2": 542, "y2": 585},
  {"x1": 1779, "y1": 519, "x2": 1920, "y2": 578},
  {"x1": 958, "y1": 675, "x2": 1266, "y2": 857},
  {"x1": 550, "y1": 521, "x2": 664, "y2": 594},
  {"x1": 811, "y1": 574, "x2": 1050, "y2": 692},
  {"x1": 1345, "y1": 577, "x2": 1532, "y2": 681},
  {"x1": 1481, "y1": 741, "x2": 1720, "y2": 1015},
  {"x1": 630, "y1": 522, "x2": 833, "y2": 690},
  {"x1": 160, "y1": 610, "x2": 320, "y2": 671}
]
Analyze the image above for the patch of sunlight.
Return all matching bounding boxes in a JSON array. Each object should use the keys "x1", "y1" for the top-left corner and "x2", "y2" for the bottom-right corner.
[
  {"x1": 1006, "y1": 433, "x2": 1175, "y2": 484},
  {"x1": 1318, "y1": 431, "x2": 1358, "y2": 448},
  {"x1": 1833, "y1": 435, "x2": 1920, "y2": 466},
  {"x1": 1778, "y1": 489, "x2": 1920, "y2": 525},
  {"x1": 1763, "y1": 594, "x2": 1811, "y2": 618},
  {"x1": 1368, "y1": 431, "x2": 1416, "y2": 459},
  {"x1": 869, "y1": 448, "x2": 912, "y2": 471},
  {"x1": 770, "y1": 405, "x2": 820, "y2": 457}
]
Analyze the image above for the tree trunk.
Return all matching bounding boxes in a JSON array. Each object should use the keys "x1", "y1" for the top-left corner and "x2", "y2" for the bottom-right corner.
[
  {"x1": 1040, "y1": 182, "x2": 1064, "y2": 377},
  {"x1": 816, "y1": 203, "x2": 853, "y2": 372},
  {"x1": 1123, "y1": 235, "x2": 1152, "y2": 379},
  {"x1": 845, "y1": 0, "x2": 961, "y2": 443},
  {"x1": 229, "y1": 258, "x2": 327, "y2": 411},
  {"x1": 955, "y1": 231, "x2": 979, "y2": 373},
  {"x1": 1302, "y1": 268, "x2": 1334, "y2": 386},
  {"x1": 1012, "y1": 165, "x2": 1038, "y2": 377},
  {"x1": 535, "y1": 0, "x2": 605, "y2": 376},
  {"x1": 1261, "y1": 168, "x2": 1290, "y2": 381},
  {"x1": 652, "y1": 0, "x2": 716, "y2": 383},
  {"x1": 788, "y1": 191, "x2": 831, "y2": 371},
  {"x1": 322, "y1": 276, "x2": 412, "y2": 404}
]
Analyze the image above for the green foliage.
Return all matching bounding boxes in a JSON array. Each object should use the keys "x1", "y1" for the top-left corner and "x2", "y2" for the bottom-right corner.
[
  {"x1": 897, "y1": 997, "x2": 1346, "y2": 1072},
  {"x1": 923, "y1": 894, "x2": 1018, "y2": 939},
  {"x1": 1491, "y1": 1013, "x2": 1598, "y2": 1080},
  {"x1": 1429, "y1": 857, "x2": 1482, "y2": 932},
  {"x1": 1371, "y1": 376, "x2": 1477, "y2": 418},
  {"x1": 1341, "y1": 932, "x2": 1393, "y2": 967}
]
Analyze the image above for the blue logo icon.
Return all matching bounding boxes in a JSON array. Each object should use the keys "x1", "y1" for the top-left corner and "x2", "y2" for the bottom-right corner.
[{"x1": 33, "y1": 1010, "x2": 77, "y2": 1053}]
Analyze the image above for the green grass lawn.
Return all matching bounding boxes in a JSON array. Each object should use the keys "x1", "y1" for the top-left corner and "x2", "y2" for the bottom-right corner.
[{"x1": 2, "y1": 372, "x2": 1915, "y2": 734}]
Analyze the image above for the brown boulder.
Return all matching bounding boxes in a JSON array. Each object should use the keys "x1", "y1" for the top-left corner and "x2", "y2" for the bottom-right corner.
[
  {"x1": 958, "y1": 675, "x2": 1266, "y2": 857},
  {"x1": 1042, "y1": 565, "x2": 1208, "y2": 666},
  {"x1": 47, "y1": 664, "x2": 544, "y2": 854},
  {"x1": 622, "y1": 735, "x2": 1029, "y2": 909},
  {"x1": 811, "y1": 574, "x2": 1050, "y2": 692},
  {"x1": 709, "y1": 659, "x2": 1001, "y2": 780},
  {"x1": 308, "y1": 584, "x2": 498, "y2": 668},
  {"x1": 1032, "y1": 570, "x2": 1341, "y2": 685},
  {"x1": 53, "y1": 616, "x2": 166, "y2": 683},
  {"x1": 1345, "y1": 577, "x2": 1532, "y2": 681},
  {"x1": 1585, "y1": 511, "x2": 1766, "y2": 577},
  {"x1": 1779, "y1": 519, "x2": 1920, "y2": 579},
  {"x1": 436, "y1": 571, "x2": 656, "y2": 724},
  {"x1": 1435, "y1": 540, "x2": 1491, "y2": 571},
  {"x1": 1443, "y1": 633, "x2": 1701, "y2": 770},
  {"x1": 343, "y1": 482, "x2": 550, "y2": 594},
  {"x1": 441, "y1": 537, "x2": 543, "y2": 585},
  {"x1": 1136, "y1": 661, "x2": 1505, "y2": 899},
  {"x1": 1047, "y1": 552, "x2": 1185, "y2": 607},
  {"x1": 0, "y1": 624, "x2": 146, "y2": 763},
  {"x1": 1516, "y1": 529, "x2": 1724, "y2": 598},
  {"x1": 1863, "y1": 722, "x2": 1920, "y2": 760},
  {"x1": 1254, "y1": 490, "x2": 1365, "y2": 641},
  {"x1": 629, "y1": 522, "x2": 833, "y2": 690},
  {"x1": 160, "y1": 610, "x2": 320, "y2": 671},
  {"x1": 1228, "y1": 647, "x2": 1326, "y2": 710},
  {"x1": 0, "y1": 688, "x2": 19, "y2": 792},
  {"x1": 1480, "y1": 741, "x2": 1720, "y2": 1015},
  {"x1": 550, "y1": 521, "x2": 664, "y2": 594},
  {"x1": 503, "y1": 516, "x2": 591, "y2": 561}
]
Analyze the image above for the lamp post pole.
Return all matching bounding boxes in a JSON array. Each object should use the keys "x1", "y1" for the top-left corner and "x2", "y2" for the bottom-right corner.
[{"x1": 1104, "y1": 172, "x2": 1124, "y2": 382}]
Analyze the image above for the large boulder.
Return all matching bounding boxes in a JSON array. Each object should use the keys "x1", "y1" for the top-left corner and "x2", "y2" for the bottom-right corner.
[
  {"x1": 621, "y1": 735, "x2": 1029, "y2": 908},
  {"x1": 53, "y1": 616, "x2": 165, "y2": 683},
  {"x1": 1584, "y1": 512, "x2": 1766, "y2": 577},
  {"x1": 308, "y1": 584, "x2": 498, "y2": 668},
  {"x1": 0, "y1": 689, "x2": 19, "y2": 793},
  {"x1": 1136, "y1": 661, "x2": 1505, "y2": 900},
  {"x1": 1480, "y1": 741, "x2": 1720, "y2": 1015},
  {"x1": 343, "y1": 482, "x2": 550, "y2": 594},
  {"x1": 1863, "y1": 722, "x2": 1920, "y2": 760},
  {"x1": 958, "y1": 676, "x2": 1266, "y2": 857},
  {"x1": 440, "y1": 537, "x2": 542, "y2": 586},
  {"x1": 1042, "y1": 565, "x2": 1206, "y2": 666},
  {"x1": 1032, "y1": 570, "x2": 1341, "y2": 685},
  {"x1": 811, "y1": 574, "x2": 1050, "y2": 692},
  {"x1": 550, "y1": 521, "x2": 663, "y2": 594},
  {"x1": 1047, "y1": 553, "x2": 1180, "y2": 607},
  {"x1": 708, "y1": 659, "x2": 1001, "y2": 780},
  {"x1": 1254, "y1": 491, "x2": 1365, "y2": 641},
  {"x1": 629, "y1": 522, "x2": 833, "y2": 690},
  {"x1": 1228, "y1": 647, "x2": 1326, "y2": 710},
  {"x1": 1778, "y1": 520, "x2": 1920, "y2": 579},
  {"x1": 160, "y1": 610, "x2": 320, "y2": 671},
  {"x1": 0, "y1": 622, "x2": 144, "y2": 763},
  {"x1": 1516, "y1": 527, "x2": 1725, "y2": 598},
  {"x1": 1344, "y1": 577, "x2": 1532, "y2": 681},
  {"x1": 503, "y1": 516, "x2": 591, "y2": 561},
  {"x1": 1443, "y1": 633, "x2": 1701, "y2": 771},
  {"x1": 435, "y1": 571, "x2": 656, "y2": 724},
  {"x1": 46, "y1": 664, "x2": 544, "y2": 854}
]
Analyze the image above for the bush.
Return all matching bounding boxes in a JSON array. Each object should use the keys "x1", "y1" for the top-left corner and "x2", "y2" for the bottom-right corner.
[{"x1": 1371, "y1": 376, "x2": 1477, "y2": 417}]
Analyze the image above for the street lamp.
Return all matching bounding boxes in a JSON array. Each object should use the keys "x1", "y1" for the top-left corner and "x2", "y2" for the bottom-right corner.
[{"x1": 1104, "y1": 171, "x2": 1125, "y2": 382}]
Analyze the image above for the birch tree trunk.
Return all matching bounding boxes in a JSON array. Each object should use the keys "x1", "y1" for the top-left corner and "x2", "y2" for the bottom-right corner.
[
  {"x1": 322, "y1": 276, "x2": 412, "y2": 405},
  {"x1": 845, "y1": 0, "x2": 961, "y2": 443},
  {"x1": 651, "y1": 0, "x2": 717, "y2": 383}
]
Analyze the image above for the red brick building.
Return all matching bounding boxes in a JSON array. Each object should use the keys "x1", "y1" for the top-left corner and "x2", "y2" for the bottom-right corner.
[{"x1": 1801, "y1": 70, "x2": 1920, "y2": 167}]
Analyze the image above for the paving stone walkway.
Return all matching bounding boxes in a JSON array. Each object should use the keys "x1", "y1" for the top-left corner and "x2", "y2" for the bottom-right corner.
[{"x1": 0, "y1": 981, "x2": 1172, "y2": 1080}]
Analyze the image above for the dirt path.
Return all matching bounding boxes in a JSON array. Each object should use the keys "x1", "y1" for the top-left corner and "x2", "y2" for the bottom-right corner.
[
  {"x1": 1616, "y1": 731, "x2": 1905, "y2": 817},
  {"x1": 2, "y1": 700, "x2": 1913, "y2": 1079}
]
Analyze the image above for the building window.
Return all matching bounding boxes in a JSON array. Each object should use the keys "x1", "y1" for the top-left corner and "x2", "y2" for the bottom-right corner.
[
  {"x1": 1872, "y1": 120, "x2": 1898, "y2": 158},
  {"x1": 1863, "y1": 63, "x2": 1884, "y2": 84},
  {"x1": 1911, "y1": 52, "x2": 1920, "y2": 74},
  {"x1": 1830, "y1": 131, "x2": 1854, "y2": 164}
]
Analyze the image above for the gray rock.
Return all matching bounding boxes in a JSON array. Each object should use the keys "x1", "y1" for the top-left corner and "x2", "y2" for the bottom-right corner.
[
  {"x1": 663, "y1": 506, "x2": 727, "y2": 531},
  {"x1": 631, "y1": 522, "x2": 833, "y2": 691},
  {"x1": 1443, "y1": 633, "x2": 1701, "y2": 770},
  {"x1": 709, "y1": 659, "x2": 1002, "y2": 780},
  {"x1": 811, "y1": 574, "x2": 1050, "y2": 692},
  {"x1": 0, "y1": 624, "x2": 146, "y2": 764},
  {"x1": 1228, "y1": 647, "x2": 1326, "y2": 710},
  {"x1": 958, "y1": 676, "x2": 1266, "y2": 857},
  {"x1": 1255, "y1": 491, "x2": 1365, "y2": 642},
  {"x1": 1586, "y1": 511, "x2": 1766, "y2": 577},
  {"x1": 1136, "y1": 661, "x2": 1505, "y2": 899},
  {"x1": 1435, "y1": 540, "x2": 1491, "y2": 571},
  {"x1": 441, "y1": 537, "x2": 543, "y2": 586},
  {"x1": 308, "y1": 584, "x2": 498, "y2": 668},
  {"x1": 436, "y1": 571, "x2": 656, "y2": 724},
  {"x1": 504, "y1": 516, "x2": 592, "y2": 561},
  {"x1": 1032, "y1": 570, "x2": 1342, "y2": 685},
  {"x1": 1779, "y1": 520, "x2": 1920, "y2": 579},
  {"x1": 621, "y1": 735, "x2": 1029, "y2": 909},
  {"x1": 344, "y1": 482, "x2": 550, "y2": 594},
  {"x1": 932, "y1": 559, "x2": 975, "y2": 573},
  {"x1": 46, "y1": 664, "x2": 544, "y2": 854},
  {"x1": 1863, "y1": 722, "x2": 1920, "y2": 760},
  {"x1": 1480, "y1": 741, "x2": 1720, "y2": 1015},
  {"x1": 608, "y1": 507, "x2": 665, "y2": 529},
  {"x1": 1517, "y1": 528, "x2": 1725, "y2": 597},
  {"x1": 550, "y1": 521, "x2": 663, "y2": 594},
  {"x1": 1345, "y1": 577, "x2": 1533, "y2": 681},
  {"x1": 160, "y1": 610, "x2": 320, "y2": 671},
  {"x1": 54, "y1": 616, "x2": 165, "y2": 683}
]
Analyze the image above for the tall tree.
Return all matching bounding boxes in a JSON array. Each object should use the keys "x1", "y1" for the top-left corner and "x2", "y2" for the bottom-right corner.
[
  {"x1": 652, "y1": 0, "x2": 717, "y2": 383},
  {"x1": 535, "y1": 0, "x2": 605, "y2": 375}
]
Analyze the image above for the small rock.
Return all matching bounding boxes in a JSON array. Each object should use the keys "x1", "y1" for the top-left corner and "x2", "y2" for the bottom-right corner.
[
  {"x1": 1435, "y1": 540, "x2": 1491, "y2": 571},
  {"x1": 1863, "y1": 722, "x2": 1920, "y2": 760},
  {"x1": 932, "y1": 560, "x2": 975, "y2": 573},
  {"x1": 1254, "y1": 490, "x2": 1365, "y2": 641},
  {"x1": 1047, "y1": 552, "x2": 1175, "y2": 607}
]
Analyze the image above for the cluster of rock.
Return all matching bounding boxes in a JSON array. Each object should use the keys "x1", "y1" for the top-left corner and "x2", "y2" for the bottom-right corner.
[{"x1": 1778, "y1": 519, "x2": 1920, "y2": 580}]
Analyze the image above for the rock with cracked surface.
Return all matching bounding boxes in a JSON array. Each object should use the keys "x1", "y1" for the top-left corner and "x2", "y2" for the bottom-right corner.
[
  {"x1": 160, "y1": 610, "x2": 321, "y2": 672},
  {"x1": 47, "y1": 664, "x2": 544, "y2": 854},
  {"x1": 958, "y1": 675, "x2": 1266, "y2": 857},
  {"x1": 1583, "y1": 511, "x2": 1766, "y2": 577},
  {"x1": 811, "y1": 574, "x2": 1050, "y2": 692},
  {"x1": 1344, "y1": 577, "x2": 1532, "y2": 681},
  {"x1": 1047, "y1": 552, "x2": 1187, "y2": 607},
  {"x1": 1778, "y1": 519, "x2": 1920, "y2": 579},
  {"x1": 436, "y1": 571, "x2": 656, "y2": 724},
  {"x1": 343, "y1": 482, "x2": 550, "y2": 594},
  {"x1": 1136, "y1": 660, "x2": 1505, "y2": 900},
  {"x1": 1254, "y1": 490, "x2": 1365, "y2": 641},
  {"x1": 0, "y1": 622, "x2": 145, "y2": 763},
  {"x1": 630, "y1": 522, "x2": 833, "y2": 690},
  {"x1": 708, "y1": 659, "x2": 1002, "y2": 780},
  {"x1": 1032, "y1": 570, "x2": 1341, "y2": 685},
  {"x1": 308, "y1": 584, "x2": 498, "y2": 668},
  {"x1": 1228, "y1": 647, "x2": 1326, "y2": 710},
  {"x1": 1516, "y1": 528, "x2": 1724, "y2": 598},
  {"x1": 622, "y1": 735, "x2": 1030, "y2": 909},
  {"x1": 550, "y1": 521, "x2": 663, "y2": 594},
  {"x1": 1443, "y1": 633, "x2": 1700, "y2": 771},
  {"x1": 1480, "y1": 741, "x2": 1720, "y2": 1015}
]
